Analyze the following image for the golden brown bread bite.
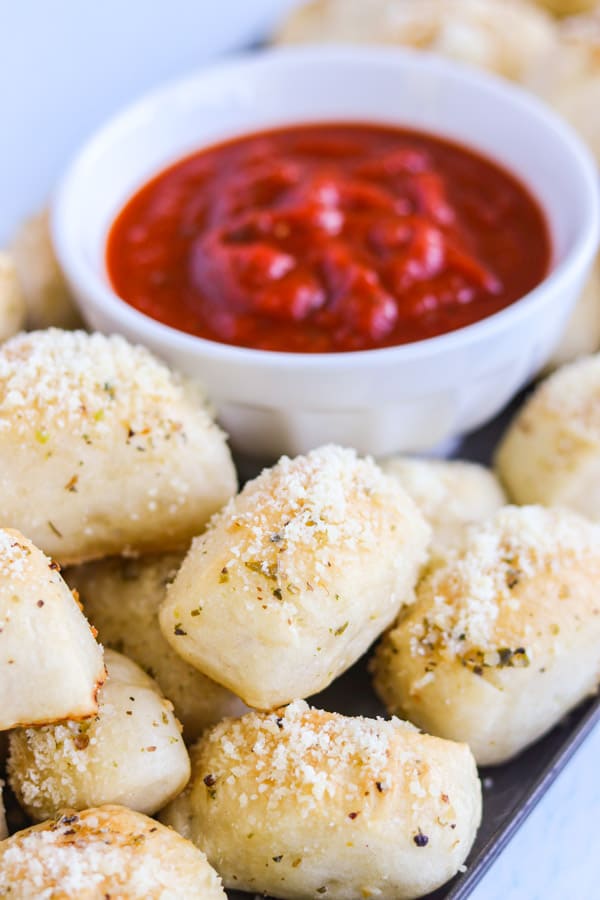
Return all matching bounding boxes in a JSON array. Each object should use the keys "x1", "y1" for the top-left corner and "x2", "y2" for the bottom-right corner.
[
  {"x1": 0, "y1": 329, "x2": 237, "y2": 564},
  {"x1": 372, "y1": 506, "x2": 600, "y2": 765},
  {"x1": 545, "y1": 257, "x2": 600, "y2": 370},
  {"x1": 160, "y1": 445, "x2": 431, "y2": 709},
  {"x1": 66, "y1": 554, "x2": 247, "y2": 742},
  {"x1": 0, "y1": 252, "x2": 26, "y2": 343},
  {"x1": 0, "y1": 805, "x2": 226, "y2": 899},
  {"x1": 161, "y1": 701, "x2": 481, "y2": 900},
  {"x1": 495, "y1": 354, "x2": 600, "y2": 515},
  {"x1": 8, "y1": 649, "x2": 190, "y2": 821},
  {"x1": 0, "y1": 527, "x2": 105, "y2": 731},
  {"x1": 380, "y1": 456, "x2": 506, "y2": 548},
  {"x1": 275, "y1": 0, "x2": 557, "y2": 83},
  {"x1": 10, "y1": 209, "x2": 81, "y2": 330}
]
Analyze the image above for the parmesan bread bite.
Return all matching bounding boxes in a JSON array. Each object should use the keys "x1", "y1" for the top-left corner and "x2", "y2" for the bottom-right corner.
[
  {"x1": 8, "y1": 649, "x2": 190, "y2": 821},
  {"x1": 495, "y1": 354, "x2": 600, "y2": 516},
  {"x1": 161, "y1": 701, "x2": 481, "y2": 900},
  {"x1": 381, "y1": 456, "x2": 506, "y2": 548},
  {"x1": 0, "y1": 329, "x2": 237, "y2": 564},
  {"x1": 0, "y1": 527, "x2": 105, "y2": 731},
  {"x1": 160, "y1": 445, "x2": 431, "y2": 709},
  {"x1": 10, "y1": 209, "x2": 81, "y2": 329},
  {"x1": 0, "y1": 252, "x2": 26, "y2": 343},
  {"x1": 66, "y1": 554, "x2": 247, "y2": 742},
  {"x1": 545, "y1": 257, "x2": 600, "y2": 369},
  {"x1": 0, "y1": 805, "x2": 226, "y2": 899},
  {"x1": 275, "y1": 0, "x2": 557, "y2": 84},
  {"x1": 372, "y1": 506, "x2": 600, "y2": 765}
]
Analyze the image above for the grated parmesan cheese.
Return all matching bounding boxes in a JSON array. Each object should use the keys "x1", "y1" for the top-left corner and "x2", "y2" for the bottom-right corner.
[
  {"x1": 162, "y1": 702, "x2": 481, "y2": 898},
  {"x1": 0, "y1": 328, "x2": 212, "y2": 440},
  {"x1": 0, "y1": 805, "x2": 224, "y2": 899},
  {"x1": 192, "y1": 444, "x2": 420, "y2": 609},
  {"x1": 409, "y1": 504, "x2": 600, "y2": 657},
  {"x1": 193, "y1": 699, "x2": 423, "y2": 817}
]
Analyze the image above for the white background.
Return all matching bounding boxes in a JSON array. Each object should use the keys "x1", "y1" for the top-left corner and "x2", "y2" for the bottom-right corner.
[
  {"x1": 1, "y1": 2, "x2": 598, "y2": 897},
  {"x1": 0, "y1": 0, "x2": 297, "y2": 242}
]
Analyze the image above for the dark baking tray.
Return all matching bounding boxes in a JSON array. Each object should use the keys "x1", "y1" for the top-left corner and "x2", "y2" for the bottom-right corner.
[{"x1": 228, "y1": 397, "x2": 600, "y2": 900}]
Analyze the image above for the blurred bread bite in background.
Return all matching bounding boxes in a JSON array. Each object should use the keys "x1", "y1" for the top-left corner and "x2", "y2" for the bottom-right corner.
[
  {"x1": 10, "y1": 210, "x2": 81, "y2": 329},
  {"x1": 276, "y1": 0, "x2": 558, "y2": 83},
  {"x1": 546, "y1": 9, "x2": 600, "y2": 164},
  {"x1": 380, "y1": 457, "x2": 506, "y2": 549},
  {"x1": 0, "y1": 252, "x2": 26, "y2": 343},
  {"x1": 496, "y1": 353, "x2": 600, "y2": 515}
]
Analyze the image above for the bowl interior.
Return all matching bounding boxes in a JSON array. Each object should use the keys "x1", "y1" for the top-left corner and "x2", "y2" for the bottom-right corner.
[{"x1": 56, "y1": 47, "x2": 596, "y2": 307}]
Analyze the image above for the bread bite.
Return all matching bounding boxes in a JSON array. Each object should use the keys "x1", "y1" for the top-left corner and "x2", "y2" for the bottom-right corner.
[
  {"x1": 546, "y1": 10, "x2": 600, "y2": 164},
  {"x1": 0, "y1": 329, "x2": 237, "y2": 564},
  {"x1": 66, "y1": 554, "x2": 247, "y2": 742},
  {"x1": 161, "y1": 701, "x2": 481, "y2": 900},
  {"x1": 495, "y1": 354, "x2": 600, "y2": 517},
  {"x1": 0, "y1": 252, "x2": 26, "y2": 343},
  {"x1": 0, "y1": 527, "x2": 104, "y2": 731},
  {"x1": 10, "y1": 209, "x2": 81, "y2": 330},
  {"x1": 381, "y1": 456, "x2": 506, "y2": 548},
  {"x1": 160, "y1": 445, "x2": 430, "y2": 709},
  {"x1": 545, "y1": 256, "x2": 600, "y2": 369},
  {"x1": 275, "y1": 0, "x2": 557, "y2": 84},
  {"x1": 372, "y1": 505, "x2": 600, "y2": 765},
  {"x1": 8, "y1": 649, "x2": 190, "y2": 820},
  {"x1": 0, "y1": 805, "x2": 226, "y2": 899}
]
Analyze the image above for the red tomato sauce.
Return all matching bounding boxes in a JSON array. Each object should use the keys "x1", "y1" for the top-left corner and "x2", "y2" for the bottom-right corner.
[{"x1": 106, "y1": 123, "x2": 551, "y2": 353}]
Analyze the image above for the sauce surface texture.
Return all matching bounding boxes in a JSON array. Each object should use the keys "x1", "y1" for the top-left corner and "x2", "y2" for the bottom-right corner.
[{"x1": 106, "y1": 123, "x2": 551, "y2": 353}]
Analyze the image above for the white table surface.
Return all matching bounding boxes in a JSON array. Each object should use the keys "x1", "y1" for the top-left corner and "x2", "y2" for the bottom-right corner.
[{"x1": 1, "y1": 2, "x2": 598, "y2": 897}]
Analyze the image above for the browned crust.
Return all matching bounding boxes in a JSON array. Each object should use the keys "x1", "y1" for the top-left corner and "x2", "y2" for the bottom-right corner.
[{"x1": 6, "y1": 664, "x2": 107, "y2": 730}]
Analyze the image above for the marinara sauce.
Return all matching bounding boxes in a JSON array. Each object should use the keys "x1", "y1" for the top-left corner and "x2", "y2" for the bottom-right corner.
[{"x1": 106, "y1": 123, "x2": 551, "y2": 353}]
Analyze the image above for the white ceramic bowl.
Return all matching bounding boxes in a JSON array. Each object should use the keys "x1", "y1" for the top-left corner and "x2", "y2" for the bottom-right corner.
[{"x1": 52, "y1": 46, "x2": 600, "y2": 460}]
